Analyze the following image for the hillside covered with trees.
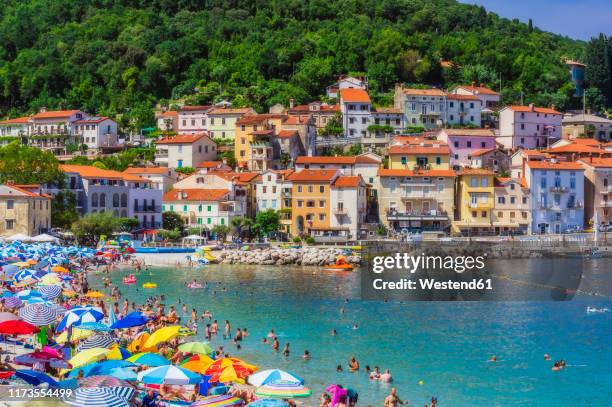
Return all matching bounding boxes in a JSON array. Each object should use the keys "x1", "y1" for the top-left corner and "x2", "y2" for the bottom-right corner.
[{"x1": 0, "y1": 0, "x2": 607, "y2": 127}]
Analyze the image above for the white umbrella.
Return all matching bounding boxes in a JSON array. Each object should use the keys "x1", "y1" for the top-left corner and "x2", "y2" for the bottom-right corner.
[
  {"x1": 31, "y1": 233, "x2": 59, "y2": 243},
  {"x1": 6, "y1": 233, "x2": 32, "y2": 242},
  {"x1": 183, "y1": 234, "x2": 206, "y2": 240}
]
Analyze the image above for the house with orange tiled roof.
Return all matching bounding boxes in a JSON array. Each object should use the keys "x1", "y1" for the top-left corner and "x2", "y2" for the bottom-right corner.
[
  {"x1": 499, "y1": 104, "x2": 563, "y2": 150},
  {"x1": 377, "y1": 168, "x2": 456, "y2": 233},
  {"x1": 154, "y1": 133, "x2": 217, "y2": 169},
  {"x1": 123, "y1": 167, "x2": 179, "y2": 193},
  {"x1": 446, "y1": 94, "x2": 482, "y2": 128},
  {"x1": 156, "y1": 110, "x2": 178, "y2": 132},
  {"x1": 366, "y1": 107, "x2": 405, "y2": 148},
  {"x1": 394, "y1": 84, "x2": 447, "y2": 130},
  {"x1": 177, "y1": 105, "x2": 212, "y2": 135},
  {"x1": 340, "y1": 88, "x2": 372, "y2": 142},
  {"x1": 287, "y1": 101, "x2": 340, "y2": 131},
  {"x1": 326, "y1": 75, "x2": 368, "y2": 99},
  {"x1": 453, "y1": 84, "x2": 501, "y2": 109},
  {"x1": 27, "y1": 108, "x2": 88, "y2": 154},
  {"x1": 72, "y1": 116, "x2": 120, "y2": 150},
  {"x1": 492, "y1": 177, "x2": 531, "y2": 235},
  {"x1": 45, "y1": 165, "x2": 163, "y2": 229},
  {"x1": 328, "y1": 175, "x2": 367, "y2": 240},
  {"x1": 290, "y1": 169, "x2": 340, "y2": 238},
  {"x1": 388, "y1": 140, "x2": 451, "y2": 171},
  {"x1": 437, "y1": 128, "x2": 497, "y2": 168},
  {"x1": 0, "y1": 182, "x2": 51, "y2": 237},
  {"x1": 453, "y1": 168, "x2": 496, "y2": 235},
  {"x1": 577, "y1": 157, "x2": 612, "y2": 229},
  {"x1": 162, "y1": 188, "x2": 236, "y2": 232},
  {"x1": 0, "y1": 116, "x2": 30, "y2": 140},
  {"x1": 469, "y1": 147, "x2": 510, "y2": 173},
  {"x1": 524, "y1": 159, "x2": 585, "y2": 234},
  {"x1": 205, "y1": 106, "x2": 256, "y2": 141},
  {"x1": 295, "y1": 153, "x2": 382, "y2": 187}
]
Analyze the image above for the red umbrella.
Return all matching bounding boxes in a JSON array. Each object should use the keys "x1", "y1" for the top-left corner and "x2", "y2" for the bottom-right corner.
[{"x1": 0, "y1": 320, "x2": 40, "y2": 335}]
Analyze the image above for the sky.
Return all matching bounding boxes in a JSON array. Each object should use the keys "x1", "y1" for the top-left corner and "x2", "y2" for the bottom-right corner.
[{"x1": 459, "y1": 0, "x2": 612, "y2": 40}]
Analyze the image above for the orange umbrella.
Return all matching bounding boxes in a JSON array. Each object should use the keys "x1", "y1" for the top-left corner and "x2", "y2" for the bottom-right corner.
[
  {"x1": 204, "y1": 358, "x2": 256, "y2": 383},
  {"x1": 85, "y1": 291, "x2": 105, "y2": 298},
  {"x1": 26, "y1": 259, "x2": 37, "y2": 265},
  {"x1": 180, "y1": 354, "x2": 214, "y2": 374},
  {"x1": 127, "y1": 332, "x2": 156, "y2": 353}
]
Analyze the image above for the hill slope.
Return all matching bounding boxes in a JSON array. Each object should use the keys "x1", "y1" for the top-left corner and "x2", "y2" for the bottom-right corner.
[{"x1": 0, "y1": 0, "x2": 586, "y2": 123}]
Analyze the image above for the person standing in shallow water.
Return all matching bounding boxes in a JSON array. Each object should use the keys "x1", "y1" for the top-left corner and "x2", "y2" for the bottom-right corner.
[{"x1": 384, "y1": 388, "x2": 405, "y2": 407}]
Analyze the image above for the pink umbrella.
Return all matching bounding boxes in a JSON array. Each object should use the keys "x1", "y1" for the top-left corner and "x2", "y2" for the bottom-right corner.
[
  {"x1": 0, "y1": 312, "x2": 19, "y2": 323},
  {"x1": 325, "y1": 384, "x2": 348, "y2": 407}
]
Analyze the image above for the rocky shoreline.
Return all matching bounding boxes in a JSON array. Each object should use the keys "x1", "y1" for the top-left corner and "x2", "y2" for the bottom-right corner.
[{"x1": 217, "y1": 247, "x2": 361, "y2": 266}]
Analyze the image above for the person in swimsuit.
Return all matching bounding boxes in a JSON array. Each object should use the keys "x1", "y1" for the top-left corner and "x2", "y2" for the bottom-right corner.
[{"x1": 384, "y1": 388, "x2": 405, "y2": 407}]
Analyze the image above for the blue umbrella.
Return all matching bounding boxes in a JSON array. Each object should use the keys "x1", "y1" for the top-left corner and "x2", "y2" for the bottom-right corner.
[
  {"x1": 38, "y1": 285, "x2": 63, "y2": 299},
  {"x1": 56, "y1": 308, "x2": 104, "y2": 332},
  {"x1": 127, "y1": 352, "x2": 170, "y2": 367},
  {"x1": 13, "y1": 269, "x2": 38, "y2": 283},
  {"x1": 68, "y1": 360, "x2": 136, "y2": 378},
  {"x1": 78, "y1": 322, "x2": 112, "y2": 332},
  {"x1": 107, "y1": 306, "x2": 118, "y2": 327},
  {"x1": 75, "y1": 333, "x2": 116, "y2": 352},
  {"x1": 110, "y1": 312, "x2": 149, "y2": 329},
  {"x1": 13, "y1": 370, "x2": 59, "y2": 387},
  {"x1": 248, "y1": 400, "x2": 290, "y2": 407},
  {"x1": 107, "y1": 367, "x2": 137, "y2": 381},
  {"x1": 63, "y1": 387, "x2": 134, "y2": 407},
  {"x1": 18, "y1": 303, "x2": 63, "y2": 326}
]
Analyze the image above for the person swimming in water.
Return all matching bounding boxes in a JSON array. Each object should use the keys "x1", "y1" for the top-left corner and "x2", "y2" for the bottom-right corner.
[{"x1": 348, "y1": 357, "x2": 359, "y2": 372}]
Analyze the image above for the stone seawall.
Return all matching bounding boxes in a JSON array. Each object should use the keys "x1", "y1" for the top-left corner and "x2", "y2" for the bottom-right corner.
[{"x1": 217, "y1": 247, "x2": 361, "y2": 266}]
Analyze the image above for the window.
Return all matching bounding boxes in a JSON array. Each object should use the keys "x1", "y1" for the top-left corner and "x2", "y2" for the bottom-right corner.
[
  {"x1": 306, "y1": 200, "x2": 315, "y2": 208},
  {"x1": 319, "y1": 200, "x2": 325, "y2": 208},
  {"x1": 454, "y1": 141, "x2": 459, "y2": 148},
  {"x1": 436, "y1": 157, "x2": 441, "y2": 165},
  {"x1": 6, "y1": 200, "x2": 14, "y2": 210},
  {"x1": 207, "y1": 205, "x2": 212, "y2": 212},
  {"x1": 472, "y1": 211, "x2": 477, "y2": 217},
  {"x1": 467, "y1": 141, "x2": 472, "y2": 148},
  {"x1": 510, "y1": 197, "x2": 516, "y2": 204},
  {"x1": 271, "y1": 199, "x2": 277, "y2": 208},
  {"x1": 482, "y1": 211, "x2": 487, "y2": 217},
  {"x1": 470, "y1": 177, "x2": 477, "y2": 187},
  {"x1": 498, "y1": 196, "x2": 505, "y2": 204},
  {"x1": 570, "y1": 178, "x2": 576, "y2": 189},
  {"x1": 262, "y1": 186, "x2": 267, "y2": 193},
  {"x1": 297, "y1": 200, "x2": 303, "y2": 207},
  {"x1": 297, "y1": 185, "x2": 303, "y2": 193},
  {"x1": 308, "y1": 185, "x2": 313, "y2": 193},
  {"x1": 261, "y1": 200, "x2": 267, "y2": 209},
  {"x1": 481, "y1": 142, "x2": 486, "y2": 148},
  {"x1": 498, "y1": 211, "x2": 503, "y2": 218},
  {"x1": 183, "y1": 204, "x2": 188, "y2": 212},
  {"x1": 319, "y1": 213, "x2": 325, "y2": 221},
  {"x1": 5, "y1": 220, "x2": 14, "y2": 230},
  {"x1": 510, "y1": 183, "x2": 515, "y2": 190},
  {"x1": 319, "y1": 186, "x2": 325, "y2": 193},
  {"x1": 520, "y1": 124, "x2": 525, "y2": 130},
  {"x1": 540, "y1": 176, "x2": 547, "y2": 189}
]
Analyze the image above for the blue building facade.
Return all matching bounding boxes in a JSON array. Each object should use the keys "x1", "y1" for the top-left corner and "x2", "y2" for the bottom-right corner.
[{"x1": 525, "y1": 162, "x2": 585, "y2": 234}]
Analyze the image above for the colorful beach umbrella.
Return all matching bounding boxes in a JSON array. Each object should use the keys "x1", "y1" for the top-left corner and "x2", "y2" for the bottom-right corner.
[
  {"x1": 247, "y1": 369, "x2": 304, "y2": 387},
  {"x1": 39, "y1": 273, "x2": 62, "y2": 286},
  {"x1": 13, "y1": 369, "x2": 59, "y2": 387},
  {"x1": 193, "y1": 395, "x2": 245, "y2": 407},
  {"x1": 126, "y1": 331, "x2": 155, "y2": 353},
  {"x1": 137, "y1": 365, "x2": 202, "y2": 385},
  {"x1": 63, "y1": 387, "x2": 134, "y2": 407},
  {"x1": 106, "y1": 346, "x2": 131, "y2": 360},
  {"x1": 51, "y1": 266, "x2": 69, "y2": 273},
  {"x1": 79, "y1": 375, "x2": 135, "y2": 388},
  {"x1": 247, "y1": 400, "x2": 289, "y2": 407},
  {"x1": 0, "y1": 319, "x2": 40, "y2": 335},
  {"x1": 56, "y1": 308, "x2": 104, "y2": 332},
  {"x1": 143, "y1": 325, "x2": 181, "y2": 349},
  {"x1": 109, "y1": 312, "x2": 149, "y2": 329},
  {"x1": 106, "y1": 367, "x2": 137, "y2": 381},
  {"x1": 127, "y1": 352, "x2": 170, "y2": 367},
  {"x1": 68, "y1": 347, "x2": 110, "y2": 369},
  {"x1": 18, "y1": 303, "x2": 62, "y2": 326},
  {"x1": 205, "y1": 358, "x2": 257, "y2": 383},
  {"x1": 38, "y1": 285, "x2": 63, "y2": 299},
  {"x1": 178, "y1": 341, "x2": 213, "y2": 355},
  {"x1": 0, "y1": 312, "x2": 19, "y2": 322},
  {"x1": 68, "y1": 360, "x2": 136, "y2": 378},
  {"x1": 75, "y1": 333, "x2": 116, "y2": 352},
  {"x1": 255, "y1": 381, "x2": 312, "y2": 398},
  {"x1": 78, "y1": 322, "x2": 112, "y2": 332},
  {"x1": 85, "y1": 291, "x2": 105, "y2": 299},
  {"x1": 180, "y1": 354, "x2": 215, "y2": 373},
  {"x1": 13, "y1": 269, "x2": 37, "y2": 283},
  {"x1": 2, "y1": 296, "x2": 22, "y2": 309},
  {"x1": 55, "y1": 327, "x2": 94, "y2": 344},
  {"x1": 15, "y1": 351, "x2": 69, "y2": 369}
]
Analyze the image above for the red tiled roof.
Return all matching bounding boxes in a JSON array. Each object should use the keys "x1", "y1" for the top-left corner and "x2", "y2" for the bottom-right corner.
[
  {"x1": 440, "y1": 129, "x2": 495, "y2": 137},
  {"x1": 332, "y1": 176, "x2": 362, "y2": 188},
  {"x1": 207, "y1": 108, "x2": 253, "y2": 115},
  {"x1": 402, "y1": 88, "x2": 445, "y2": 96},
  {"x1": 123, "y1": 167, "x2": 171, "y2": 175},
  {"x1": 0, "y1": 116, "x2": 30, "y2": 124},
  {"x1": 339, "y1": 88, "x2": 371, "y2": 103},
  {"x1": 289, "y1": 104, "x2": 339, "y2": 113},
  {"x1": 196, "y1": 161, "x2": 224, "y2": 169},
  {"x1": 179, "y1": 105, "x2": 212, "y2": 112},
  {"x1": 373, "y1": 107, "x2": 403, "y2": 114},
  {"x1": 388, "y1": 144, "x2": 450, "y2": 155},
  {"x1": 377, "y1": 169, "x2": 456, "y2": 177},
  {"x1": 159, "y1": 111, "x2": 178, "y2": 117},
  {"x1": 494, "y1": 177, "x2": 527, "y2": 188},
  {"x1": 75, "y1": 116, "x2": 110, "y2": 124},
  {"x1": 459, "y1": 168, "x2": 495, "y2": 175},
  {"x1": 578, "y1": 157, "x2": 612, "y2": 168},
  {"x1": 572, "y1": 138, "x2": 601, "y2": 146},
  {"x1": 456, "y1": 85, "x2": 500, "y2": 96},
  {"x1": 283, "y1": 116, "x2": 311, "y2": 125},
  {"x1": 470, "y1": 148, "x2": 496, "y2": 157},
  {"x1": 295, "y1": 155, "x2": 380, "y2": 165},
  {"x1": 163, "y1": 188, "x2": 230, "y2": 202},
  {"x1": 546, "y1": 144, "x2": 605, "y2": 154},
  {"x1": 289, "y1": 169, "x2": 338, "y2": 182},
  {"x1": 277, "y1": 130, "x2": 298, "y2": 138},
  {"x1": 506, "y1": 106, "x2": 562, "y2": 115},
  {"x1": 0, "y1": 184, "x2": 50, "y2": 199},
  {"x1": 60, "y1": 164, "x2": 150, "y2": 182},
  {"x1": 155, "y1": 134, "x2": 207, "y2": 144},
  {"x1": 32, "y1": 110, "x2": 81, "y2": 120},
  {"x1": 526, "y1": 161, "x2": 584, "y2": 170},
  {"x1": 237, "y1": 114, "x2": 286, "y2": 125},
  {"x1": 447, "y1": 94, "x2": 480, "y2": 101}
]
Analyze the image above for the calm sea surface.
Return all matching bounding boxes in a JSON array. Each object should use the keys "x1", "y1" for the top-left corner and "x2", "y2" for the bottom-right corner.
[{"x1": 90, "y1": 259, "x2": 612, "y2": 406}]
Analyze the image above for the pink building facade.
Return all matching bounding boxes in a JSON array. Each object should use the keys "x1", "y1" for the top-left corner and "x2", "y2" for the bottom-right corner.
[{"x1": 436, "y1": 129, "x2": 497, "y2": 168}]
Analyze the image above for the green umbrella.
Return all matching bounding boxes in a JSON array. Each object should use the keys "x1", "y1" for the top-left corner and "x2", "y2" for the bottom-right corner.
[{"x1": 178, "y1": 341, "x2": 213, "y2": 355}]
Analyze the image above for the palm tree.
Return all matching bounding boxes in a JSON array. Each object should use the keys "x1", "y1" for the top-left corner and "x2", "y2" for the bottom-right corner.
[{"x1": 230, "y1": 216, "x2": 254, "y2": 240}]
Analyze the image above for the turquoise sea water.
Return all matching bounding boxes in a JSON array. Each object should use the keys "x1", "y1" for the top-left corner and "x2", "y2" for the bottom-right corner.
[{"x1": 90, "y1": 260, "x2": 612, "y2": 406}]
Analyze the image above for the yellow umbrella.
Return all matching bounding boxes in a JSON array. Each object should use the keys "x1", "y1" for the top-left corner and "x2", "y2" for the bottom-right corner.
[
  {"x1": 55, "y1": 328, "x2": 94, "y2": 344},
  {"x1": 12, "y1": 262, "x2": 29, "y2": 268},
  {"x1": 63, "y1": 290, "x2": 77, "y2": 297},
  {"x1": 85, "y1": 291, "x2": 105, "y2": 298},
  {"x1": 26, "y1": 259, "x2": 38, "y2": 265},
  {"x1": 180, "y1": 354, "x2": 214, "y2": 374},
  {"x1": 39, "y1": 273, "x2": 62, "y2": 285},
  {"x1": 13, "y1": 278, "x2": 39, "y2": 288},
  {"x1": 51, "y1": 266, "x2": 69, "y2": 273},
  {"x1": 143, "y1": 325, "x2": 181, "y2": 349},
  {"x1": 106, "y1": 345, "x2": 132, "y2": 360},
  {"x1": 127, "y1": 332, "x2": 156, "y2": 353},
  {"x1": 68, "y1": 347, "x2": 110, "y2": 369}
]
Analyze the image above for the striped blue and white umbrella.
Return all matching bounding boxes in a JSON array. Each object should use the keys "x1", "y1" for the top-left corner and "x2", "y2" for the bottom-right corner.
[
  {"x1": 15, "y1": 289, "x2": 42, "y2": 299},
  {"x1": 137, "y1": 365, "x2": 202, "y2": 385},
  {"x1": 3, "y1": 296, "x2": 22, "y2": 309},
  {"x1": 78, "y1": 322, "x2": 112, "y2": 332},
  {"x1": 56, "y1": 308, "x2": 104, "y2": 332},
  {"x1": 76, "y1": 333, "x2": 116, "y2": 352},
  {"x1": 247, "y1": 369, "x2": 304, "y2": 387},
  {"x1": 18, "y1": 303, "x2": 63, "y2": 326},
  {"x1": 38, "y1": 285, "x2": 63, "y2": 299},
  {"x1": 63, "y1": 387, "x2": 134, "y2": 407}
]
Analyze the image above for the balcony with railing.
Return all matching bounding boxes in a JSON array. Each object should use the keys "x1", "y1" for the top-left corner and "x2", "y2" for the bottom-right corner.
[
  {"x1": 550, "y1": 186, "x2": 568, "y2": 193},
  {"x1": 134, "y1": 205, "x2": 162, "y2": 213},
  {"x1": 468, "y1": 200, "x2": 492, "y2": 209},
  {"x1": 600, "y1": 201, "x2": 612, "y2": 207},
  {"x1": 333, "y1": 207, "x2": 347, "y2": 215},
  {"x1": 386, "y1": 208, "x2": 449, "y2": 221}
]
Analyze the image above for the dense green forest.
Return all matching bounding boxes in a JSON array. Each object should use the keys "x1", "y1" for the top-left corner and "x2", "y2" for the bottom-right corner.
[{"x1": 0, "y1": 0, "x2": 609, "y2": 127}]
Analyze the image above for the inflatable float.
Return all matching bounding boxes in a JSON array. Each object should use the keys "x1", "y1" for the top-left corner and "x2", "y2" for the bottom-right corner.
[
  {"x1": 142, "y1": 282, "x2": 157, "y2": 289},
  {"x1": 187, "y1": 283, "x2": 204, "y2": 289},
  {"x1": 322, "y1": 255, "x2": 354, "y2": 271},
  {"x1": 202, "y1": 247, "x2": 218, "y2": 263},
  {"x1": 123, "y1": 274, "x2": 137, "y2": 284}
]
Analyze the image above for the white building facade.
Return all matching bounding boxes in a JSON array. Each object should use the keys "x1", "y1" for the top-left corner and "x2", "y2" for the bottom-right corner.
[{"x1": 499, "y1": 105, "x2": 563, "y2": 150}]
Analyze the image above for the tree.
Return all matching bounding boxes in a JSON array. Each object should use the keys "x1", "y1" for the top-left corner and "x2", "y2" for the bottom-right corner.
[
  {"x1": 51, "y1": 190, "x2": 79, "y2": 230},
  {"x1": 231, "y1": 216, "x2": 254, "y2": 239},
  {"x1": 175, "y1": 167, "x2": 195, "y2": 175},
  {"x1": 211, "y1": 225, "x2": 230, "y2": 241},
  {"x1": 118, "y1": 217, "x2": 140, "y2": 232},
  {"x1": 0, "y1": 142, "x2": 63, "y2": 185},
  {"x1": 280, "y1": 153, "x2": 291, "y2": 169},
  {"x1": 162, "y1": 211, "x2": 185, "y2": 234},
  {"x1": 255, "y1": 209, "x2": 280, "y2": 237},
  {"x1": 319, "y1": 114, "x2": 343, "y2": 138},
  {"x1": 72, "y1": 212, "x2": 120, "y2": 245},
  {"x1": 584, "y1": 34, "x2": 612, "y2": 105}
]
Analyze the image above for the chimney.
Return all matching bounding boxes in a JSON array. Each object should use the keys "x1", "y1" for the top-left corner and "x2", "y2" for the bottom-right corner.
[
  {"x1": 551, "y1": 104, "x2": 556, "y2": 111},
  {"x1": 289, "y1": 99, "x2": 295, "y2": 109},
  {"x1": 39, "y1": 107, "x2": 47, "y2": 113},
  {"x1": 480, "y1": 83, "x2": 485, "y2": 88},
  {"x1": 6, "y1": 180, "x2": 14, "y2": 186},
  {"x1": 529, "y1": 103, "x2": 535, "y2": 112},
  {"x1": 471, "y1": 81, "x2": 476, "y2": 87}
]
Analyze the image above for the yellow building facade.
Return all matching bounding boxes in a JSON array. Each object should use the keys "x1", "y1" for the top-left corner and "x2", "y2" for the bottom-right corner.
[
  {"x1": 289, "y1": 169, "x2": 339, "y2": 236},
  {"x1": 0, "y1": 184, "x2": 51, "y2": 237},
  {"x1": 452, "y1": 169, "x2": 495, "y2": 235},
  {"x1": 387, "y1": 142, "x2": 451, "y2": 170}
]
